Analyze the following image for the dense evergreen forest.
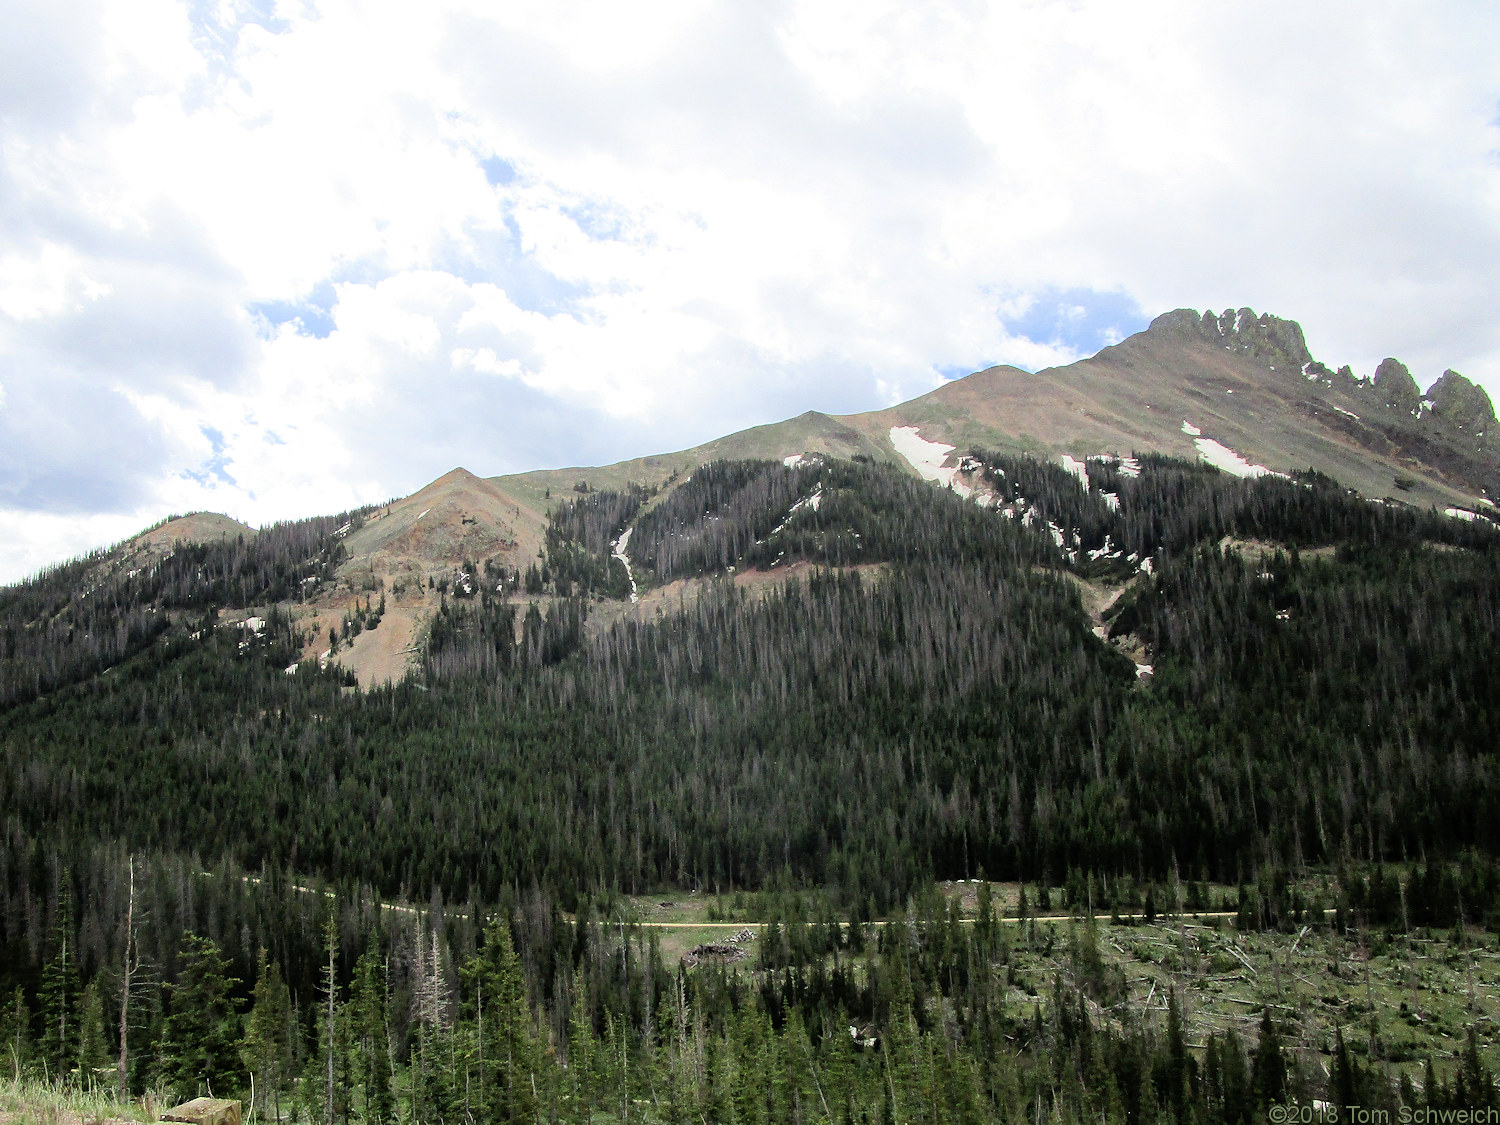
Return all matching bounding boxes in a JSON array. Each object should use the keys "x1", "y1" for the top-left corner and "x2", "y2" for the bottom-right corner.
[{"x1": 1, "y1": 451, "x2": 1498, "y2": 1118}]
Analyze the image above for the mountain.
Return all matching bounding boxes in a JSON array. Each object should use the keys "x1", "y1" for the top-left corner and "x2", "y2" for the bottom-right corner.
[
  {"x1": 4, "y1": 305, "x2": 1500, "y2": 1121},
  {"x1": 496, "y1": 306, "x2": 1496, "y2": 515},
  {"x1": 12, "y1": 306, "x2": 1494, "y2": 695}
]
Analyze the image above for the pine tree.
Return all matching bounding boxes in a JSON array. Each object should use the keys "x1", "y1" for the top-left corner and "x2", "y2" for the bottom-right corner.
[
  {"x1": 350, "y1": 949, "x2": 393, "y2": 1125},
  {"x1": 1333, "y1": 1026, "x2": 1360, "y2": 1109},
  {"x1": 463, "y1": 915, "x2": 537, "y2": 1123},
  {"x1": 566, "y1": 968, "x2": 595, "y2": 1124},
  {"x1": 1458, "y1": 1027, "x2": 1497, "y2": 1109},
  {"x1": 38, "y1": 899, "x2": 80, "y2": 1081},
  {"x1": 1251, "y1": 1009, "x2": 1287, "y2": 1109},
  {"x1": 321, "y1": 913, "x2": 338, "y2": 1125},
  {"x1": 157, "y1": 933, "x2": 245, "y2": 1099},
  {"x1": 76, "y1": 975, "x2": 110, "y2": 1085},
  {"x1": 242, "y1": 948, "x2": 294, "y2": 1124}
]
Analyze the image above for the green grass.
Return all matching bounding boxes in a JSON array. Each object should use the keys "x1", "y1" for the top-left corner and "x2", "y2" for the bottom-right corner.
[{"x1": 0, "y1": 1075, "x2": 156, "y2": 1124}]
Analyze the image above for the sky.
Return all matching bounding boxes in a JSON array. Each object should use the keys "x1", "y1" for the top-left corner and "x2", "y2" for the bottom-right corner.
[{"x1": 2, "y1": 0, "x2": 1498, "y2": 583}]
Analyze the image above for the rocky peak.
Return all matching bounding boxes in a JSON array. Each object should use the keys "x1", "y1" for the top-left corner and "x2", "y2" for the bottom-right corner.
[
  {"x1": 1427, "y1": 370, "x2": 1495, "y2": 437},
  {"x1": 1372, "y1": 358, "x2": 1421, "y2": 414},
  {"x1": 1146, "y1": 307, "x2": 1311, "y2": 371}
]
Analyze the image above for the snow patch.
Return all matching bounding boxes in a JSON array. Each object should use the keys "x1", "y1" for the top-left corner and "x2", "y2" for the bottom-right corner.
[
  {"x1": 613, "y1": 526, "x2": 639, "y2": 603},
  {"x1": 1116, "y1": 457, "x2": 1141, "y2": 478},
  {"x1": 1059, "y1": 455, "x2": 1089, "y2": 488},
  {"x1": 1134, "y1": 663, "x2": 1153, "y2": 678},
  {"x1": 1086, "y1": 536, "x2": 1122, "y2": 561},
  {"x1": 889, "y1": 426, "x2": 971, "y2": 498},
  {"x1": 1181, "y1": 420, "x2": 1202, "y2": 436},
  {"x1": 783, "y1": 453, "x2": 821, "y2": 468},
  {"x1": 1331, "y1": 405, "x2": 1360, "y2": 421},
  {"x1": 240, "y1": 616, "x2": 266, "y2": 635},
  {"x1": 1445, "y1": 507, "x2": 1479, "y2": 522},
  {"x1": 416, "y1": 509, "x2": 430, "y2": 521},
  {"x1": 764, "y1": 487, "x2": 825, "y2": 540},
  {"x1": 1194, "y1": 438, "x2": 1273, "y2": 478},
  {"x1": 1101, "y1": 492, "x2": 1120, "y2": 512}
]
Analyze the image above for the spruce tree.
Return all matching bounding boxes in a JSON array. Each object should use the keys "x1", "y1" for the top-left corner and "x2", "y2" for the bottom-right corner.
[
  {"x1": 38, "y1": 895, "x2": 81, "y2": 1080},
  {"x1": 350, "y1": 949, "x2": 393, "y2": 1124},
  {"x1": 1251, "y1": 1009, "x2": 1287, "y2": 1109},
  {"x1": 565, "y1": 967, "x2": 595, "y2": 1124},
  {"x1": 242, "y1": 948, "x2": 293, "y2": 1124},
  {"x1": 157, "y1": 933, "x2": 245, "y2": 1099},
  {"x1": 76, "y1": 975, "x2": 110, "y2": 1085}
]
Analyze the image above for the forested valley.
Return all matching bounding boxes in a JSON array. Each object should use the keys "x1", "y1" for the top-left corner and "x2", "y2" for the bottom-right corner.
[{"x1": 1, "y1": 451, "x2": 1498, "y2": 1121}]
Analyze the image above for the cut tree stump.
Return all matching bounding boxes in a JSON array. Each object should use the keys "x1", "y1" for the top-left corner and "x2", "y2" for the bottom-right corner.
[{"x1": 160, "y1": 1098, "x2": 242, "y2": 1125}]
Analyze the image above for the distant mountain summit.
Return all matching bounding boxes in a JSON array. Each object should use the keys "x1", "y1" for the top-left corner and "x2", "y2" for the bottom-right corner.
[{"x1": 496, "y1": 306, "x2": 1495, "y2": 515}]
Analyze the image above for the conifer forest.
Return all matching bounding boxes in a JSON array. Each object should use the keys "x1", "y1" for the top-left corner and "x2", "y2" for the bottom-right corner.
[{"x1": 2, "y1": 452, "x2": 1499, "y2": 1121}]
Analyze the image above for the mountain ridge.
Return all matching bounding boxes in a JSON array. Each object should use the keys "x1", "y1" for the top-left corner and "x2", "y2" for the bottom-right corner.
[
  {"x1": 17, "y1": 304, "x2": 1496, "y2": 689},
  {"x1": 493, "y1": 305, "x2": 1495, "y2": 515}
]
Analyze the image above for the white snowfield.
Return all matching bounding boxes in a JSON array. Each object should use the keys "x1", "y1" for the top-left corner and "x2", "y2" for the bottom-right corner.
[
  {"x1": 1193, "y1": 437, "x2": 1273, "y2": 478},
  {"x1": 1181, "y1": 420, "x2": 1202, "y2": 436},
  {"x1": 783, "y1": 453, "x2": 820, "y2": 468},
  {"x1": 1445, "y1": 507, "x2": 1479, "y2": 523},
  {"x1": 889, "y1": 426, "x2": 972, "y2": 498},
  {"x1": 612, "y1": 526, "x2": 639, "y2": 603}
]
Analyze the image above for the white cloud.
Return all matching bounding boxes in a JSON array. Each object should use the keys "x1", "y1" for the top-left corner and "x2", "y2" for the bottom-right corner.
[{"x1": 0, "y1": 0, "x2": 1498, "y2": 581}]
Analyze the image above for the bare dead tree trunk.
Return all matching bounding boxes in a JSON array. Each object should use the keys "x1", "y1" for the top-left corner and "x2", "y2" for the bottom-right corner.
[
  {"x1": 325, "y1": 912, "x2": 337, "y2": 1125},
  {"x1": 116, "y1": 858, "x2": 136, "y2": 1104}
]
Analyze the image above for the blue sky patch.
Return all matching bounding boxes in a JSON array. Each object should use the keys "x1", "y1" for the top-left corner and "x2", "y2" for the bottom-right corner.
[
  {"x1": 438, "y1": 220, "x2": 591, "y2": 316},
  {"x1": 1003, "y1": 287, "x2": 1147, "y2": 357},
  {"x1": 249, "y1": 279, "x2": 337, "y2": 339},
  {"x1": 181, "y1": 424, "x2": 236, "y2": 488},
  {"x1": 481, "y1": 157, "x2": 518, "y2": 186}
]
